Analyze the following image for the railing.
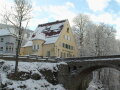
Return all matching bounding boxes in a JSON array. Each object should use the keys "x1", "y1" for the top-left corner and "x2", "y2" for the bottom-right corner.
[
  {"x1": 61, "y1": 55, "x2": 120, "y2": 61},
  {"x1": 1, "y1": 54, "x2": 120, "y2": 62},
  {"x1": 0, "y1": 54, "x2": 58, "y2": 62}
]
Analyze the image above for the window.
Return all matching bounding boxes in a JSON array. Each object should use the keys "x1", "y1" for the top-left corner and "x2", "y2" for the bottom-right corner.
[
  {"x1": 68, "y1": 36, "x2": 70, "y2": 41},
  {"x1": 37, "y1": 45, "x2": 39, "y2": 49},
  {"x1": 64, "y1": 35, "x2": 71, "y2": 41},
  {"x1": 68, "y1": 45, "x2": 70, "y2": 49},
  {"x1": 32, "y1": 45, "x2": 36, "y2": 50},
  {"x1": 33, "y1": 44, "x2": 40, "y2": 50},
  {"x1": 45, "y1": 26, "x2": 51, "y2": 30},
  {"x1": 47, "y1": 51, "x2": 50, "y2": 57},
  {"x1": 66, "y1": 44, "x2": 68, "y2": 49},
  {"x1": 9, "y1": 46, "x2": 11, "y2": 51},
  {"x1": 62, "y1": 43, "x2": 65, "y2": 48},
  {"x1": 12, "y1": 47, "x2": 13, "y2": 51},
  {"x1": 1, "y1": 38, "x2": 4, "y2": 42},
  {"x1": 62, "y1": 43, "x2": 74, "y2": 50},
  {"x1": 6, "y1": 45, "x2": 13, "y2": 52},
  {"x1": 6, "y1": 46, "x2": 8, "y2": 51},
  {"x1": 0, "y1": 47, "x2": 3, "y2": 51},
  {"x1": 64, "y1": 35, "x2": 67, "y2": 40},
  {"x1": 67, "y1": 28, "x2": 69, "y2": 33}
]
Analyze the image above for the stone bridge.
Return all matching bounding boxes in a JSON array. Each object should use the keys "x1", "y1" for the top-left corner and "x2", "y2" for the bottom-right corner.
[
  {"x1": 57, "y1": 55, "x2": 120, "y2": 90},
  {"x1": 0, "y1": 54, "x2": 120, "y2": 90}
]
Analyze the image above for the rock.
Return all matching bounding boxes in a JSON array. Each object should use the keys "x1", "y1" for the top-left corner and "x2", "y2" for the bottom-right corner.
[
  {"x1": 40, "y1": 69, "x2": 58, "y2": 85},
  {"x1": 7, "y1": 71, "x2": 30, "y2": 81},
  {"x1": 18, "y1": 85, "x2": 26, "y2": 89},
  {"x1": 31, "y1": 73, "x2": 41, "y2": 80}
]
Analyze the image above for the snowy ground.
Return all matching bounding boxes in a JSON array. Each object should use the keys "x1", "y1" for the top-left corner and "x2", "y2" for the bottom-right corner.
[
  {"x1": 87, "y1": 80, "x2": 104, "y2": 90},
  {"x1": 0, "y1": 59, "x2": 66, "y2": 90}
]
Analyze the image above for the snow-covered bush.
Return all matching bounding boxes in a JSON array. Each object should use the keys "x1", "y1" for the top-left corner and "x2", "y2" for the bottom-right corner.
[{"x1": 0, "y1": 59, "x2": 66, "y2": 90}]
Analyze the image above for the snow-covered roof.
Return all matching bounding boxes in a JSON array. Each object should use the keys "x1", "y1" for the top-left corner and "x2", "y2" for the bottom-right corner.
[
  {"x1": 32, "y1": 20, "x2": 66, "y2": 42},
  {"x1": 45, "y1": 35, "x2": 59, "y2": 44},
  {"x1": 31, "y1": 28, "x2": 46, "y2": 41},
  {"x1": 22, "y1": 40, "x2": 33, "y2": 47},
  {"x1": 0, "y1": 29, "x2": 12, "y2": 36},
  {"x1": 23, "y1": 20, "x2": 66, "y2": 47},
  {"x1": 0, "y1": 24, "x2": 33, "y2": 37}
]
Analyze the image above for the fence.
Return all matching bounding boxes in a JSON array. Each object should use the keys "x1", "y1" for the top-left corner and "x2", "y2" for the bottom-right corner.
[{"x1": 0, "y1": 54, "x2": 58, "y2": 63}]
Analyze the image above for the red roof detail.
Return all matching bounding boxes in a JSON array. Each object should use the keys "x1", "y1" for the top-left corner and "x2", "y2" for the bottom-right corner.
[
  {"x1": 44, "y1": 31, "x2": 60, "y2": 36},
  {"x1": 38, "y1": 20, "x2": 66, "y2": 27},
  {"x1": 32, "y1": 34, "x2": 35, "y2": 38}
]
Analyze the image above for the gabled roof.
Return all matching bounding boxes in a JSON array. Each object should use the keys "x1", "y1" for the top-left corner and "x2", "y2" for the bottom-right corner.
[
  {"x1": 30, "y1": 20, "x2": 66, "y2": 44},
  {"x1": 23, "y1": 20, "x2": 66, "y2": 47},
  {"x1": 0, "y1": 29, "x2": 14, "y2": 37},
  {"x1": 0, "y1": 24, "x2": 33, "y2": 37}
]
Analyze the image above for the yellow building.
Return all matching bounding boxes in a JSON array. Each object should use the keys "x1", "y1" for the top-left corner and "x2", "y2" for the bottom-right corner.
[{"x1": 20, "y1": 20, "x2": 78, "y2": 58}]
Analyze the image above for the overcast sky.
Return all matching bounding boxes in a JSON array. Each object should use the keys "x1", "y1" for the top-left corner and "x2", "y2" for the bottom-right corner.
[{"x1": 0, "y1": 0, "x2": 120, "y2": 39}]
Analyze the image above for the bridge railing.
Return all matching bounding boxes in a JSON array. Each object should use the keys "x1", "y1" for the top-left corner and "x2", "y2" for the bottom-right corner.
[
  {"x1": 1, "y1": 54, "x2": 120, "y2": 62},
  {"x1": 0, "y1": 54, "x2": 58, "y2": 62},
  {"x1": 61, "y1": 55, "x2": 120, "y2": 61}
]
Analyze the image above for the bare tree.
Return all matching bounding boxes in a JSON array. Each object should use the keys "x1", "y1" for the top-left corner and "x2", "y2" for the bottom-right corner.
[
  {"x1": 83, "y1": 23, "x2": 119, "y2": 90},
  {"x1": 1, "y1": 0, "x2": 32, "y2": 73},
  {"x1": 73, "y1": 13, "x2": 120, "y2": 89},
  {"x1": 73, "y1": 14, "x2": 90, "y2": 56}
]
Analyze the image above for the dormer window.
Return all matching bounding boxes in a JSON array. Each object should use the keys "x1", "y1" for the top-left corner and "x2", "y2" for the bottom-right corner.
[
  {"x1": 45, "y1": 26, "x2": 51, "y2": 30},
  {"x1": 67, "y1": 28, "x2": 69, "y2": 33}
]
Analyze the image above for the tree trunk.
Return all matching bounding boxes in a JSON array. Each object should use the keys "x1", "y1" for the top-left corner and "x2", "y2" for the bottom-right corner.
[
  {"x1": 15, "y1": 24, "x2": 22, "y2": 73},
  {"x1": 15, "y1": 39, "x2": 21, "y2": 73}
]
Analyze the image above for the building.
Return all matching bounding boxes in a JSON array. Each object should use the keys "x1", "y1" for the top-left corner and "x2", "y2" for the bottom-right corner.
[
  {"x1": 0, "y1": 24, "x2": 33, "y2": 54},
  {"x1": 20, "y1": 20, "x2": 78, "y2": 58}
]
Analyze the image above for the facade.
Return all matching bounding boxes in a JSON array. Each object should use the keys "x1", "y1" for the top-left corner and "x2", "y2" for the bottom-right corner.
[
  {"x1": 0, "y1": 35, "x2": 16, "y2": 54},
  {"x1": 0, "y1": 24, "x2": 33, "y2": 54},
  {"x1": 20, "y1": 20, "x2": 78, "y2": 58}
]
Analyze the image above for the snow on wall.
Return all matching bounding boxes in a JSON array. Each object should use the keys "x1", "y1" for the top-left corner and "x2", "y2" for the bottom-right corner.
[{"x1": 0, "y1": 59, "x2": 67, "y2": 90}]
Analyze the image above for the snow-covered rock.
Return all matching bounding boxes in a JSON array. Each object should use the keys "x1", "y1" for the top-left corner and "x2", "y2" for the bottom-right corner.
[
  {"x1": 87, "y1": 80, "x2": 104, "y2": 90},
  {"x1": 0, "y1": 59, "x2": 66, "y2": 90}
]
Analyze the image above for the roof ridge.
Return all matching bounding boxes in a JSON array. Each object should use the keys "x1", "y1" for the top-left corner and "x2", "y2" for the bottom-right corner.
[{"x1": 38, "y1": 19, "x2": 66, "y2": 27}]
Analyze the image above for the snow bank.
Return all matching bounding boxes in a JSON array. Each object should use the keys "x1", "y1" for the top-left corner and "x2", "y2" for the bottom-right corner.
[{"x1": 0, "y1": 59, "x2": 66, "y2": 90}]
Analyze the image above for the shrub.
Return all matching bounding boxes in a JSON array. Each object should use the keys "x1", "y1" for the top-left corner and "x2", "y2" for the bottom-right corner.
[
  {"x1": 40, "y1": 69, "x2": 58, "y2": 85},
  {"x1": 7, "y1": 71, "x2": 30, "y2": 81},
  {"x1": 31, "y1": 73, "x2": 41, "y2": 80}
]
